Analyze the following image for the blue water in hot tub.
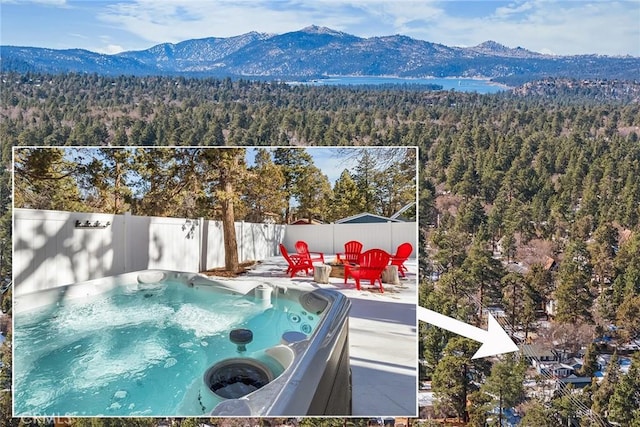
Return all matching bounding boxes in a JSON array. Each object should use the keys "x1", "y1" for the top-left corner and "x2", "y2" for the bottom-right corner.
[{"x1": 13, "y1": 280, "x2": 320, "y2": 416}]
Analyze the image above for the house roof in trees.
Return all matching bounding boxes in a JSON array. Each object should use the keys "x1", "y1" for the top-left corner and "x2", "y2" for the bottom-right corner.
[
  {"x1": 505, "y1": 262, "x2": 528, "y2": 275},
  {"x1": 557, "y1": 376, "x2": 592, "y2": 388},
  {"x1": 564, "y1": 358, "x2": 584, "y2": 372},
  {"x1": 289, "y1": 218, "x2": 325, "y2": 225},
  {"x1": 519, "y1": 344, "x2": 558, "y2": 362},
  {"x1": 335, "y1": 212, "x2": 402, "y2": 224}
]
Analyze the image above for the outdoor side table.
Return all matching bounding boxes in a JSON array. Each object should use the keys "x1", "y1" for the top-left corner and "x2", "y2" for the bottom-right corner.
[
  {"x1": 382, "y1": 265, "x2": 400, "y2": 285},
  {"x1": 313, "y1": 264, "x2": 332, "y2": 284}
]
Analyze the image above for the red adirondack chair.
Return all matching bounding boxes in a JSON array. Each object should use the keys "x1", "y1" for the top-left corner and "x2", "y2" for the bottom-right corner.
[
  {"x1": 295, "y1": 240, "x2": 325, "y2": 264},
  {"x1": 336, "y1": 240, "x2": 363, "y2": 265},
  {"x1": 390, "y1": 242, "x2": 413, "y2": 277},
  {"x1": 279, "y1": 244, "x2": 313, "y2": 277},
  {"x1": 344, "y1": 248, "x2": 391, "y2": 293}
]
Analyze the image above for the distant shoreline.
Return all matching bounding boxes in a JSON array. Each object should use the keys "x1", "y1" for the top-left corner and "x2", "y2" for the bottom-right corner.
[{"x1": 287, "y1": 75, "x2": 511, "y2": 94}]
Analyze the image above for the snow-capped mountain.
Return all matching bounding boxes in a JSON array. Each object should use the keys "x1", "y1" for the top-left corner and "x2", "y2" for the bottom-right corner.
[{"x1": 2, "y1": 26, "x2": 638, "y2": 85}]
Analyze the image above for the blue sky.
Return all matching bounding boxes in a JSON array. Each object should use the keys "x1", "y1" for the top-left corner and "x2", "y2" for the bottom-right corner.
[{"x1": 1, "y1": 0, "x2": 638, "y2": 56}]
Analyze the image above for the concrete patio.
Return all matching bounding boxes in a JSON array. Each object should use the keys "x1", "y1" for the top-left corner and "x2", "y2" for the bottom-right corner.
[{"x1": 241, "y1": 255, "x2": 418, "y2": 417}]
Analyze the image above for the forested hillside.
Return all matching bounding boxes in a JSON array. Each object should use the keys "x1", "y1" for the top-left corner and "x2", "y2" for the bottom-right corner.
[{"x1": 1, "y1": 72, "x2": 640, "y2": 426}]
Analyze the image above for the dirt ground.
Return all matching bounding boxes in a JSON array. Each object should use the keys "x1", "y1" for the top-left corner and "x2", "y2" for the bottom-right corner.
[{"x1": 200, "y1": 260, "x2": 257, "y2": 278}]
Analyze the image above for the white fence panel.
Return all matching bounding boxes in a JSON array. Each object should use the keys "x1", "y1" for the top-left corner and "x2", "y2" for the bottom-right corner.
[
  {"x1": 146, "y1": 216, "x2": 200, "y2": 272},
  {"x1": 14, "y1": 209, "x2": 123, "y2": 295},
  {"x1": 282, "y1": 222, "x2": 417, "y2": 258},
  {"x1": 238, "y1": 222, "x2": 286, "y2": 263},
  {"x1": 389, "y1": 222, "x2": 418, "y2": 257},
  {"x1": 280, "y1": 225, "x2": 331, "y2": 254},
  {"x1": 122, "y1": 214, "x2": 201, "y2": 272},
  {"x1": 14, "y1": 208, "x2": 413, "y2": 295},
  {"x1": 203, "y1": 220, "x2": 225, "y2": 270},
  {"x1": 206, "y1": 222, "x2": 286, "y2": 270},
  {"x1": 125, "y1": 213, "x2": 151, "y2": 272}
]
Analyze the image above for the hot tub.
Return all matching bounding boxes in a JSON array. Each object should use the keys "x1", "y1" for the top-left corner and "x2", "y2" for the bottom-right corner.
[{"x1": 13, "y1": 270, "x2": 352, "y2": 417}]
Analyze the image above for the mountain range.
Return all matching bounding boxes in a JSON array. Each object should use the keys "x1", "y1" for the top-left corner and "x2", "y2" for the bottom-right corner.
[{"x1": 2, "y1": 25, "x2": 638, "y2": 85}]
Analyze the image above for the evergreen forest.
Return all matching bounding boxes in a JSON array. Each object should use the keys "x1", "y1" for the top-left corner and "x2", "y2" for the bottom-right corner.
[{"x1": 1, "y1": 72, "x2": 640, "y2": 426}]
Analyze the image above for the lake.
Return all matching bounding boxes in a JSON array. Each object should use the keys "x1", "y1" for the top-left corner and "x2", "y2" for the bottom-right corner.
[{"x1": 292, "y1": 76, "x2": 510, "y2": 94}]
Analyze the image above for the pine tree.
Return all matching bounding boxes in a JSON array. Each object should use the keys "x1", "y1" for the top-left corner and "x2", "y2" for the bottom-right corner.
[
  {"x1": 525, "y1": 264, "x2": 553, "y2": 315},
  {"x1": 132, "y1": 147, "x2": 202, "y2": 217},
  {"x1": 352, "y1": 150, "x2": 379, "y2": 213},
  {"x1": 501, "y1": 271, "x2": 527, "y2": 331},
  {"x1": 607, "y1": 353, "x2": 640, "y2": 426},
  {"x1": 329, "y1": 169, "x2": 362, "y2": 221},
  {"x1": 456, "y1": 197, "x2": 487, "y2": 235},
  {"x1": 616, "y1": 295, "x2": 640, "y2": 341},
  {"x1": 591, "y1": 351, "x2": 620, "y2": 418},
  {"x1": 431, "y1": 337, "x2": 491, "y2": 423},
  {"x1": 13, "y1": 147, "x2": 86, "y2": 211},
  {"x1": 273, "y1": 148, "x2": 313, "y2": 223},
  {"x1": 200, "y1": 148, "x2": 247, "y2": 272},
  {"x1": 520, "y1": 399, "x2": 558, "y2": 427},
  {"x1": 295, "y1": 164, "x2": 332, "y2": 223},
  {"x1": 589, "y1": 222, "x2": 617, "y2": 288},
  {"x1": 481, "y1": 354, "x2": 526, "y2": 426},
  {"x1": 611, "y1": 229, "x2": 640, "y2": 308},
  {"x1": 91, "y1": 148, "x2": 134, "y2": 214},
  {"x1": 243, "y1": 148, "x2": 286, "y2": 223},
  {"x1": 374, "y1": 149, "x2": 416, "y2": 218},
  {"x1": 554, "y1": 240, "x2": 594, "y2": 323},
  {"x1": 579, "y1": 343, "x2": 599, "y2": 378},
  {"x1": 462, "y1": 240, "x2": 505, "y2": 317}
]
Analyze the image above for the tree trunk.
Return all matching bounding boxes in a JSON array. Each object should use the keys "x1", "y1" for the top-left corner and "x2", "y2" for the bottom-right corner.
[
  {"x1": 221, "y1": 157, "x2": 239, "y2": 273},
  {"x1": 462, "y1": 364, "x2": 469, "y2": 423},
  {"x1": 222, "y1": 193, "x2": 239, "y2": 272},
  {"x1": 284, "y1": 204, "x2": 291, "y2": 224}
]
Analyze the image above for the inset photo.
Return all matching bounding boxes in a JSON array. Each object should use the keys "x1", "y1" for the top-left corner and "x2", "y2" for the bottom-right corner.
[{"x1": 12, "y1": 146, "x2": 418, "y2": 417}]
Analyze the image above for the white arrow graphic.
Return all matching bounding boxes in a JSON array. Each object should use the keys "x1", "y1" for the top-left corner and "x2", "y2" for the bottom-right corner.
[{"x1": 417, "y1": 306, "x2": 519, "y2": 359}]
